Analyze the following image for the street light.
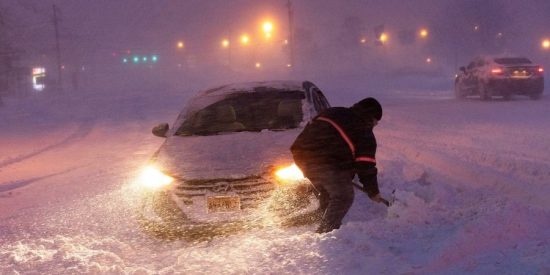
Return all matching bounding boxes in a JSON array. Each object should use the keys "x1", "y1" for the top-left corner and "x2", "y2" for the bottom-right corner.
[
  {"x1": 262, "y1": 21, "x2": 274, "y2": 39},
  {"x1": 263, "y1": 21, "x2": 273, "y2": 33},
  {"x1": 240, "y1": 34, "x2": 250, "y2": 45},
  {"x1": 379, "y1": 32, "x2": 388, "y2": 44},
  {"x1": 419, "y1": 28, "x2": 429, "y2": 38},
  {"x1": 177, "y1": 41, "x2": 184, "y2": 49},
  {"x1": 542, "y1": 39, "x2": 550, "y2": 49},
  {"x1": 221, "y1": 39, "x2": 230, "y2": 48}
]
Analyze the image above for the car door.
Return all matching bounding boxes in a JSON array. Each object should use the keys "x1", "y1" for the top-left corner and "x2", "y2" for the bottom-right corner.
[
  {"x1": 473, "y1": 58, "x2": 486, "y2": 86},
  {"x1": 463, "y1": 59, "x2": 480, "y2": 91}
]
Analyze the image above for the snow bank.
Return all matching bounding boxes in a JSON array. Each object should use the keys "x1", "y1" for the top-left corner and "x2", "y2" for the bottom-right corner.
[{"x1": 1, "y1": 79, "x2": 550, "y2": 274}]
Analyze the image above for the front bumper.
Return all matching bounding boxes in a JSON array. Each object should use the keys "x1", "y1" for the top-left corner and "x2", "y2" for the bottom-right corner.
[
  {"x1": 172, "y1": 175, "x2": 276, "y2": 224},
  {"x1": 138, "y1": 175, "x2": 318, "y2": 237}
]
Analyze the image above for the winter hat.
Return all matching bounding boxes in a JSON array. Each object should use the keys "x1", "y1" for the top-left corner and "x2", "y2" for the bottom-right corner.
[{"x1": 351, "y1": 97, "x2": 383, "y2": 121}]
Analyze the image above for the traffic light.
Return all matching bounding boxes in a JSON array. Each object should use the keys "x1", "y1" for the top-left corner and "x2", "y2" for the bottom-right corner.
[{"x1": 122, "y1": 55, "x2": 159, "y2": 64}]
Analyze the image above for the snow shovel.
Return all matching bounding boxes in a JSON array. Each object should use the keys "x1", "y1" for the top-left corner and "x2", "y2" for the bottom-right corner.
[{"x1": 352, "y1": 181, "x2": 392, "y2": 207}]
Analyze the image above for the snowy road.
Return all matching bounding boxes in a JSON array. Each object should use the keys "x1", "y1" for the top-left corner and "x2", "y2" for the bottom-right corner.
[{"x1": 1, "y1": 86, "x2": 549, "y2": 274}]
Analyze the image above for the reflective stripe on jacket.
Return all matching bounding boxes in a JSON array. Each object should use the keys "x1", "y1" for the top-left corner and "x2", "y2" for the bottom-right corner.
[
  {"x1": 291, "y1": 107, "x2": 380, "y2": 196},
  {"x1": 316, "y1": 116, "x2": 377, "y2": 164}
]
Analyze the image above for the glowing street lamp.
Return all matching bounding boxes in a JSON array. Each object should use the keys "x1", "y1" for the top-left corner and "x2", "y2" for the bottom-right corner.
[
  {"x1": 262, "y1": 21, "x2": 274, "y2": 39},
  {"x1": 240, "y1": 34, "x2": 250, "y2": 45},
  {"x1": 262, "y1": 21, "x2": 273, "y2": 33},
  {"x1": 360, "y1": 38, "x2": 367, "y2": 44},
  {"x1": 419, "y1": 28, "x2": 429, "y2": 38},
  {"x1": 542, "y1": 39, "x2": 550, "y2": 50},
  {"x1": 255, "y1": 62, "x2": 262, "y2": 68},
  {"x1": 426, "y1": 57, "x2": 432, "y2": 63},
  {"x1": 221, "y1": 39, "x2": 230, "y2": 48},
  {"x1": 177, "y1": 41, "x2": 184, "y2": 49},
  {"x1": 379, "y1": 32, "x2": 388, "y2": 44}
]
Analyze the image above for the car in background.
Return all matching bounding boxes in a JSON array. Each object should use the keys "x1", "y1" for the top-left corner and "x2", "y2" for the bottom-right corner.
[
  {"x1": 136, "y1": 80, "x2": 330, "y2": 238},
  {"x1": 454, "y1": 56, "x2": 544, "y2": 100}
]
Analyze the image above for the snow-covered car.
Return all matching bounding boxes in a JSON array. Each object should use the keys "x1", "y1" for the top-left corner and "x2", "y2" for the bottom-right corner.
[
  {"x1": 137, "y1": 80, "x2": 330, "y2": 237},
  {"x1": 454, "y1": 56, "x2": 544, "y2": 100}
]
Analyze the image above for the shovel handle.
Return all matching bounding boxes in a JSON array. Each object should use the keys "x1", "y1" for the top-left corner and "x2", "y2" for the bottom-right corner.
[{"x1": 352, "y1": 181, "x2": 391, "y2": 207}]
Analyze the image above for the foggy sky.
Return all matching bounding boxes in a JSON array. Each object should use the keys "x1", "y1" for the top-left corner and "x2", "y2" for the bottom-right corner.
[{"x1": 3, "y1": 0, "x2": 550, "y2": 76}]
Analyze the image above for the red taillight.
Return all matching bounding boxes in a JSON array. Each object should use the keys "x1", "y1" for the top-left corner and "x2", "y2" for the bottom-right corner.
[
  {"x1": 491, "y1": 68, "x2": 503, "y2": 74},
  {"x1": 538, "y1": 67, "x2": 544, "y2": 73}
]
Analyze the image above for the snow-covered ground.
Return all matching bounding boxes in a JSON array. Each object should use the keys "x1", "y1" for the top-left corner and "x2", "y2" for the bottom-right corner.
[{"x1": 1, "y1": 77, "x2": 549, "y2": 274}]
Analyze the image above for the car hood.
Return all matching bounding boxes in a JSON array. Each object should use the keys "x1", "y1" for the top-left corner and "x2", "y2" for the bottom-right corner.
[{"x1": 155, "y1": 129, "x2": 301, "y2": 179}]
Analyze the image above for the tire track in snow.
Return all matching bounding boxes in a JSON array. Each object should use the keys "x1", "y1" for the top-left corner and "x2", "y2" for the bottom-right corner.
[
  {"x1": 0, "y1": 120, "x2": 95, "y2": 169},
  {"x1": 0, "y1": 167, "x2": 79, "y2": 193}
]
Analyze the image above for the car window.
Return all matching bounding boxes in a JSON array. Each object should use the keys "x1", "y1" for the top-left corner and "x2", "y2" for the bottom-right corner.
[
  {"x1": 175, "y1": 91, "x2": 305, "y2": 136},
  {"x1": 494, "y1": 57, "x2": 532, "y2": 65}
]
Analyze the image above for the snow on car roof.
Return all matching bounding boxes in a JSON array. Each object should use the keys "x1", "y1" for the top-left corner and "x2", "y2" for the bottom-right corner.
[
  {"x1": 476, "y1": 55, "x2": 534, "y2": 64},
  {"x1": 171, "y1": 80, "x2": 311, "y2": 133},
  {"x1": 184, "y1": 80, "x2": 307, "y2": 116}
]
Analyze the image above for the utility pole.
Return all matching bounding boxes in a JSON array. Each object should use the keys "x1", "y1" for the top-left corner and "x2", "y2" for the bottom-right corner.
[
  {"x1": 52, "y1": 4, "x2": 63, "y2": 92},
  {"x1": 287, "y1": 0, "x2": 294, "y2": 69}
]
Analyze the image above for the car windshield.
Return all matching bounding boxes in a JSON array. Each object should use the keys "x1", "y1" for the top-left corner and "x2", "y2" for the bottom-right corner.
[
  {"x1": 494, "y1": 57, "x2": 532, "y2": 65},
  {"x1": 175, "y1": 91, "x2": 305, "y2": 136}
]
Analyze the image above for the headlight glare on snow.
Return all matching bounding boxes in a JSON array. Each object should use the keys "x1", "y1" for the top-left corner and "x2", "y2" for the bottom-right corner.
[
  {"x1": 138, "y1": 166, "x2": 174, "y2": 189},
  {"x1": 274, "y1": 164, "x2": 305, "y2": 184}
]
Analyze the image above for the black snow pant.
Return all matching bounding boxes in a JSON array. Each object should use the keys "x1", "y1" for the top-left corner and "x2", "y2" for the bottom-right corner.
[{"x1": 304, "y1": 166, "x2": 355, "y2": 233}]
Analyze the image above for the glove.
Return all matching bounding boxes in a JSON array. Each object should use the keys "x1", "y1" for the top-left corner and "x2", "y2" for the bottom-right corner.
[{"x1": 369, "y1": 193, "x2": 390, "y2": 207}]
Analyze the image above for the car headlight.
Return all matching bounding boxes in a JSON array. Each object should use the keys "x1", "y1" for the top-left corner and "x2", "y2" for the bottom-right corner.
[
  {"x1": 138, "y1": 166, "x2": 174, "y2": 189},
  {"x1": 274, "y1": 163, "x2": 305, "y2": 184}
]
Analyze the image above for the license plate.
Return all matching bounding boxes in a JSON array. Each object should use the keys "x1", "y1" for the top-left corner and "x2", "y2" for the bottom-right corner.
[
  {"x1": 512, "y1": 70, "x2": 530, "y2": 78},
  {"x1": 207, "y1": 196, "x2": 241, "y2": 213}
]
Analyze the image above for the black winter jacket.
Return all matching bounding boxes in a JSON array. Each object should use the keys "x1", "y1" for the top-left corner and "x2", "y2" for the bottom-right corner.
[{"x1": 290, "y1": 107, "x2": 380, "y2": 197}]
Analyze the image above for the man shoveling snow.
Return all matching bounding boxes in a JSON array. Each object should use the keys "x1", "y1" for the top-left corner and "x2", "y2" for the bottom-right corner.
[{"x1": 291, "y1": 97, "x2": 389, "y2": 233}]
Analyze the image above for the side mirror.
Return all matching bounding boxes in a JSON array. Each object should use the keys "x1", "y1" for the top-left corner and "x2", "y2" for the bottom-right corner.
[
  {"x1": 152, "y1": 123, "x2": 169, "y2": 137},
  {"x1": 459, "y1": 66, "x2": 466, "y2": 73}
]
